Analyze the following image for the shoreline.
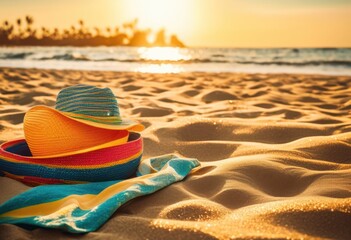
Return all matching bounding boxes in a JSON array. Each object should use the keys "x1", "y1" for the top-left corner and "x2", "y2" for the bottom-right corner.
[{"x1": 1, "y1": 66, "x2": 351, "y2": 77}]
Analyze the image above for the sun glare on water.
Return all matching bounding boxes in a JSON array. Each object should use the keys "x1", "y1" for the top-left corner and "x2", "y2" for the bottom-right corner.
[
  {"x1": 136, "y1": 47, "x2": 191, "y2": 73},
  {"x1": 138, "y1": 47, "x2": 191, "y2": 62}
]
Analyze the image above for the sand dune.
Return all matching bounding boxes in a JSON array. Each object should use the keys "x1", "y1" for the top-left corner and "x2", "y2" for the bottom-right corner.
[{"x1": 0, "y1": 68, "x2": 351, "y2": 239}]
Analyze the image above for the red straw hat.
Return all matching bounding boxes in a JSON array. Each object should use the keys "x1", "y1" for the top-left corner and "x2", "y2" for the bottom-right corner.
[{"x1": 0, "y1": 132, "x2": 143, "y2": 185}]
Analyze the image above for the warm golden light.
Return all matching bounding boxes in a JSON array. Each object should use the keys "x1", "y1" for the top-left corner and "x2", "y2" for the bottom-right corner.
[
  {"x1": 120, "y1": 0, "x2": 193, "y2": 32},
  {"x1": 136, "y1": 47, "x2": 190, "y2": 73},
  {"x1": 138, "y1": 47, "x2": 191, "y2": 62},
  {"x1": 136, "y1": 64, "x2": 183, "y2": 74},
  {"x1": 0, "y1": 0, "x2": 350, "y2": 47}
]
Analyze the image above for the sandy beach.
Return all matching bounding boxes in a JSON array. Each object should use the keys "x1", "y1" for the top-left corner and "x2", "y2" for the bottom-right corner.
[{"x1": 0, "y1": 67, "x2": 351, "y2": 239}]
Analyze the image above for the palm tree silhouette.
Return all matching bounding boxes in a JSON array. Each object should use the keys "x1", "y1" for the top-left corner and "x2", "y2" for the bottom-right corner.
[
  {"x1": 25, "y1": 15, "x2": 34, "y2": 37},
  {"x1": 16, "y1": 18, "x2": 22, "y2": 38},
  {"x1": 0, "y1": 15, "x2": 185, "y2": 47}
]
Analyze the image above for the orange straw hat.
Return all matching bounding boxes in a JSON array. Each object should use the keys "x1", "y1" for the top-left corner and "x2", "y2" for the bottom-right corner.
[{"x1": 24, "y1": 84, "x2": 144, "y2": 157}]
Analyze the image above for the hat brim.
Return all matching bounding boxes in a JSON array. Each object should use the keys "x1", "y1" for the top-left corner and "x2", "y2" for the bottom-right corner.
[
  {"x1": 0, "y1": 132, "x2": 143, "y2": 185},
  {"x1": 24, "y1": 130, "x2": 130, "y2": 159},
  {"x1": 31, "y1": 105, "x2": 145, "y2": 132}
]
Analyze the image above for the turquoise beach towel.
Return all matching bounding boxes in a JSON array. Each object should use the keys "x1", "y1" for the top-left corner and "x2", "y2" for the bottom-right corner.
[{"x1": 0, "y1": 155, "x2": 199, "y2": 233}]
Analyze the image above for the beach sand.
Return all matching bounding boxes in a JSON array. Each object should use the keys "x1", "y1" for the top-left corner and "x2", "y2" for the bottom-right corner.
[{"x1": 0, "y1": 67, "x2": 351, "y2": 239}]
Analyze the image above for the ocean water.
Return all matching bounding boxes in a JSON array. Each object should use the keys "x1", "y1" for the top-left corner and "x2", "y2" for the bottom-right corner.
[{"x1": 0, "y1": 46, "x2": 350, "y2": 75}]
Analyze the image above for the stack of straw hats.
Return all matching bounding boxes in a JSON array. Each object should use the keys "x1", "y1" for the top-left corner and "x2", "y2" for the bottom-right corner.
[{"x1": 0, "y1": 85, "x2": 144, "y2": 185}]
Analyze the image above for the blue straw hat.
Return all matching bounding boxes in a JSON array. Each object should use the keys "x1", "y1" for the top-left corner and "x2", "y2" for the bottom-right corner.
[{"x1": 27, "y1": 84, "x2": 144, "y2": 131}]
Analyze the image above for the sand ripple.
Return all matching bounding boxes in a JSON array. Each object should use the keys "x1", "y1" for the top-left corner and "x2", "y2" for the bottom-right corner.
[{"x1": 1, "y1": 68, "x2": 351, "y2": 239}]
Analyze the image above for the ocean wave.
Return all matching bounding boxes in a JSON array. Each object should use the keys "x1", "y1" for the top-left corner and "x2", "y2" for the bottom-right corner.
[
  {"x1": 35, "y1": 56, "x2": 228, "y2": 64},
  {"x1": 105, "y1": 59, "x2": 351, "y2": 66},
  {"x1": 115, "y1": 58, "x2": 228, "y2": 64},
  {"x1": 31, "y1": 54, "x2": 351, "y2": 67},
  {"x1": 236, "y1": 60, "x2": 351, "y2": 67},
  {"x1": 38, "y1": 53, "x2": 90, "y2": 61},
  {"x1": 0, "y1": 47, "x2": 350, "y2": 69},
  {"x1": 3, "y1": 53, "x2": 351, "y2": 67},
  {"x1": 0, "y1": 52, "x2": 33, "y2": 59}
]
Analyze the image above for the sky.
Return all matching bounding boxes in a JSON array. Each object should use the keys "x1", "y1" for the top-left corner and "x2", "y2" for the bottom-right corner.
[{"x1": 1, "y1": 0, "x2": 351, "y2": 47}]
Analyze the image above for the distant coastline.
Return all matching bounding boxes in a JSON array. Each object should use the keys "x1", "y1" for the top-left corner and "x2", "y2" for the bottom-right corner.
[{"x1": 0, "y1": 16, "x2": 185, "y2": 48}]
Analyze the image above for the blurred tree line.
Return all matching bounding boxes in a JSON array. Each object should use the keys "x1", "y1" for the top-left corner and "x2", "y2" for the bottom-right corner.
[{"x1": 0, "y1": 16, "x2": 185, "y2": 47}]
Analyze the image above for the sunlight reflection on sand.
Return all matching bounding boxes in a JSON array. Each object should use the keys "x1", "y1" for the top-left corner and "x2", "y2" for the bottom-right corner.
[{"x1": 136, "y1": 64, "x2": 183, "y2": 73}]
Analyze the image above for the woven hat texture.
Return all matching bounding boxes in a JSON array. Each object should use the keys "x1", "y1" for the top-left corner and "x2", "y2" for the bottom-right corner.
[
  {"x1": 0, "y1": 132, "x2": 143, "y2": 185},
  {"x1": 0, "y1": 85, "x2": 144, "y2": 185},
  {"x1": 24, "y1": 84, "x2": 144, "y2": 157}
]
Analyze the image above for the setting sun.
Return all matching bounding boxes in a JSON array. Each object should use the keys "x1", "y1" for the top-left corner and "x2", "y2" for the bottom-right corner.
[{"x1": 118, "y1": 0, "x2": 194, "y2": 38}]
